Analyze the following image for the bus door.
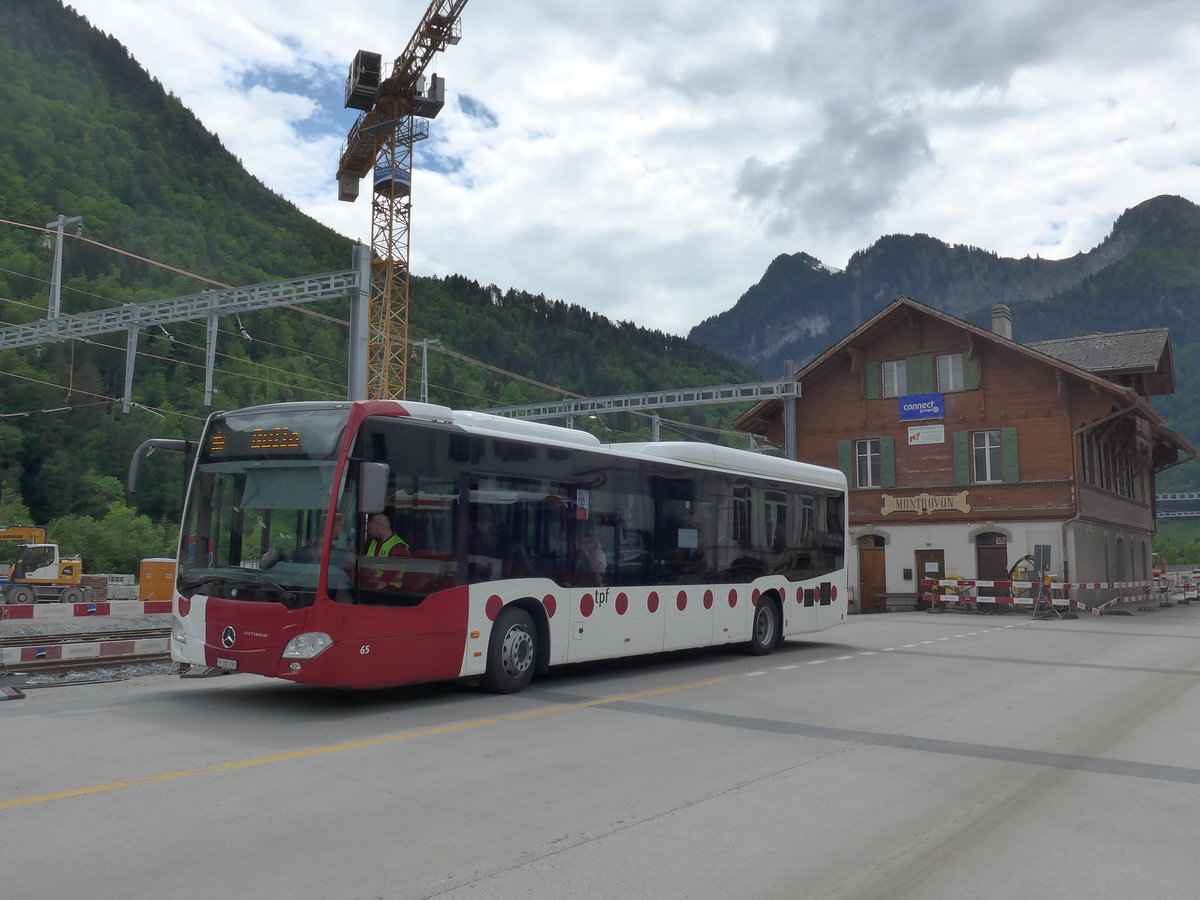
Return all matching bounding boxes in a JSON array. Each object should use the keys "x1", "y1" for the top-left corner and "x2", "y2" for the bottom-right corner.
[
  {"x1": 568, "y1": 486, "x2": 664, "y2": 663},
  {"x1": 652, "y1": 476, "x2": 716, "y2": 652}
]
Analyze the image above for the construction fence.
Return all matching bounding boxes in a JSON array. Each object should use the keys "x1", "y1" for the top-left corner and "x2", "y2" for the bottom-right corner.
[{"x1": 918, "y1": 577, "x2": 1174, "y2": 616}]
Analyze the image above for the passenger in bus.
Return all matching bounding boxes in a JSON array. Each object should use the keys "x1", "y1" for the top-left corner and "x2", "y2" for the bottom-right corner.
[{"x1": 576, "y1": 528, "x2": 607, "y2": 585}]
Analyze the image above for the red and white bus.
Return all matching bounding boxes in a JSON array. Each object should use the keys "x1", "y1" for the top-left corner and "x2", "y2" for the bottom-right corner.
[{"x1": 130, "y1": 400, "x2": 847, "y2": 692}]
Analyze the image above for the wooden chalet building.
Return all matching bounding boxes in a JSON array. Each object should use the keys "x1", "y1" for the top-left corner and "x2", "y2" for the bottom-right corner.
[{"x1": 734, "y1": 297, "x2": 1194, "y2": 613}]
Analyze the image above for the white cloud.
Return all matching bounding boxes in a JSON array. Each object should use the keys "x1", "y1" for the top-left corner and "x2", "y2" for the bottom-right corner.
[{"x1": 68, "y1": 0, "x2": 1200, "y2": 335}]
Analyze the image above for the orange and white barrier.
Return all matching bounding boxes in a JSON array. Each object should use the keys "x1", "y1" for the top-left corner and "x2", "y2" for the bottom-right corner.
[{"x1": 919, "y1": 579, "x2": 1155, "y2": 615}]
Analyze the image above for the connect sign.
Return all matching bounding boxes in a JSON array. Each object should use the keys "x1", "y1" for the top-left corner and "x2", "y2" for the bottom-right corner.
[{"x1": 898, "y1": 392, "x2": 943, "y2": 421}]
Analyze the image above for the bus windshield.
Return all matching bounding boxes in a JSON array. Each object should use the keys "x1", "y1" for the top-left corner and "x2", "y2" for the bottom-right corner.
[{"x1": 178, "y1": 407, "x2": 351, "y2": 607}]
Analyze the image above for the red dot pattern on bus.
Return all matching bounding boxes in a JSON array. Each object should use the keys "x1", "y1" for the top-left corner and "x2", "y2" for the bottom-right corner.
[
  {"x1": 485, "y1": 584, "x2": 832, "y2": 623},
  {"x1": 486, "y1": 595, "x2": 503, "y2": 620}
]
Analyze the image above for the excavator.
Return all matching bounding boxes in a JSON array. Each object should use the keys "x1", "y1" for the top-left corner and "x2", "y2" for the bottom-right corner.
[{"x1": 0, "y1": 525, "x2": 86, "y2": 604}]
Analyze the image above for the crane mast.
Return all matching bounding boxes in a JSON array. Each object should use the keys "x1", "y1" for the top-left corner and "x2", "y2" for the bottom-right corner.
[{"x1": 337, "y1": 1, "x2": 469, "y2": 399}]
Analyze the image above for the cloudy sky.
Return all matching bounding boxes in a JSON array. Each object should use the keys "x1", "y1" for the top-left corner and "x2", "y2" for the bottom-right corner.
[{"x1": 69, "y1": 0, "x2": 1200, "y2": 336}]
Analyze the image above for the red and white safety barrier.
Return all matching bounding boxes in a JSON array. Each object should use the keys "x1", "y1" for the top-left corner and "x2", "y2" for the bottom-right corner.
[
  {"x1": 0, "y1": 633, "x2": 170, "y2": 667},
  {"x1": 918, "y1": 579, "x2": 1155, "y2": 615},
  {"x1": 0, "y1": 599, "x2": 172, "y2": 621}
]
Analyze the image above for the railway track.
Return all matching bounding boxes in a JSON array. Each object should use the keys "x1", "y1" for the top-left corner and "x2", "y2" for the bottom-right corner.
[
  {"x1": 9, "y1": 651, "x2": 173, "y2": 675},
  {"x1": 1, "y1": 627, "x2": 171, "y2": 647}
]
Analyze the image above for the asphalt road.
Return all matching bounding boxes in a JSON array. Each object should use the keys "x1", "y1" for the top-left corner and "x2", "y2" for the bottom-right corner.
[{"x1": 5, "y1": 606, "x2": 1200, "y2": 899}]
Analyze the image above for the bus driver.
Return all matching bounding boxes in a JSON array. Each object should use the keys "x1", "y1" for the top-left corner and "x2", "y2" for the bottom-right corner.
[{"x1": 366, "y1": 513, "x2": 410, "y2": 558}]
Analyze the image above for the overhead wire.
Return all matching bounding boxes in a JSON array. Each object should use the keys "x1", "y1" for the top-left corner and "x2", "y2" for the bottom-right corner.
[
  {"x1": 0, "y1": 273, "x2": 347, "y2": 377},
  {"x1": 422, "y1": 340, "x2": 755, "y2": 441},
  {"x1": 0, "y1": 218, "x2": 350, "y2": 325},
  {"x1": 2, "y1": 307, "x2": 344, "y2": 399},
  {"x1": 0, "y1": 368, "x2": 206, "y2": 421},
  {"x1": 0, "y1": 276, "x2": 347, "y2": 399},
  {"x1": 149, "y1": 322, "x2": 346, "y2": 390},
  {"x1": 126, "y1": 340, "x2": 344, "y2": 398}
]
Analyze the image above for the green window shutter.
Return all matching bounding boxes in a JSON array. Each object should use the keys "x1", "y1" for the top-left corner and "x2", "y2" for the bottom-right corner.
[
  {"x1": 881, "y1": 437, "x2": 896, "y2": 488},
  {"x1": 865, "y1": 363, "x2": 880, "y2": 400},
  {"x1": 908, "y1": 355, "x2": 934, "y2": 394},
  {"x1": 1002, "y1": 427, "x2": 1020, "y2": 482},
  {"x1": 964, "y1": 356, "x2": 980, "y2": 390},
  {"x1": 953, "y1": 431, "x2": 969, "y2": 485},
  {"x1": 838, "y1": 440, "x2": 853, "y2": 483}
]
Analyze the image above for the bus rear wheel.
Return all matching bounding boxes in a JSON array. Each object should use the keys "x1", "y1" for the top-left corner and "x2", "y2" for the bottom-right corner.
[
  {"x1": 482, "y1": 606, "x2": 536, "y2": 693},
  {"x1": 746, "y1": 597, "x2": 780, "y2": 656}
]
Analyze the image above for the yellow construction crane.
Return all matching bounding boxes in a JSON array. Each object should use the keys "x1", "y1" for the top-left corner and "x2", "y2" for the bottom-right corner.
[{"x1": 337, "y1": 0, "x2": 470, "y2": 399}]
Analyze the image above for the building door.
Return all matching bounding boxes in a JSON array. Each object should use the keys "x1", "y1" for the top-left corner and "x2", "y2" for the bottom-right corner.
[
  {"x1": 975, "y1": 533, "x2": 1010, "y2": 599},
  {"x1": 857, "y1": 535, "x2": 886, "y2": 614},
  {"x1": 914, "y1": 548, "x2": 945, "y2": 609}
]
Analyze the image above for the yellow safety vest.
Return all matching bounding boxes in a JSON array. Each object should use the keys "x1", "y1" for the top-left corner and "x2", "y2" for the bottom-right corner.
[{"x1": 367, "y1": 535, "x2": 408, "y2": 557}]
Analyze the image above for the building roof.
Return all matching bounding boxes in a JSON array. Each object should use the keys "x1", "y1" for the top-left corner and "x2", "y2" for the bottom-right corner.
[{"x1": 1027, "y1": 329, "x2": 1175, "y2": 394}]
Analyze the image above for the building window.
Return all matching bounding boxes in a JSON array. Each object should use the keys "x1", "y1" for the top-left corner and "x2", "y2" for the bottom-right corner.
[
  {"x1": 856, "y1": 439, "x2": 882, "y2": 487},
  {"x1": 955, "y1": 428, "x2": 1018, "y2": 484},
  {"x1": 881, "y1": 360, "x2": 907, "y2": 398},
  {"x1": 973, "y1": 430, "x2": 1003, "y2": 483},
  {"x1": 1079, "y1": 432, "x2": 1138, "y2": 500},
  {"x1": 839, "y1": 437, "x2": 895, "y2": 489},
  {"x1": 938, "y1": 353, "x2": 964, "y2": 392}
]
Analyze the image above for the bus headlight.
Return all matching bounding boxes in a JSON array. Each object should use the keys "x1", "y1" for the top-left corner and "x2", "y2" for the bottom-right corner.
[
  {"x1": 171, "y1": 617, "x2": 186, "y2": 645},
  {"x1": 282, "y1": 632, "x2": 333, "y2": 659}
]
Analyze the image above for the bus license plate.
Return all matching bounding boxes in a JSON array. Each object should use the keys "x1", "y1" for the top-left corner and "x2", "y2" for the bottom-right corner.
[{"x1": 216, "y1": 658, "x2": 238, "y2": 670}]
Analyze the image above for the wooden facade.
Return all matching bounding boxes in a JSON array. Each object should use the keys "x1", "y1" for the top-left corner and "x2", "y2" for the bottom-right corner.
[{"x1": 735, "y1": 298, "x2": 1194, "y2": 613}]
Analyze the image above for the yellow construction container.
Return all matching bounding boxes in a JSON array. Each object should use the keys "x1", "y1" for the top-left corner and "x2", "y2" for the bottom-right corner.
[{"x1": 138, "y1": 558, "x2": 177, "y2": 602}]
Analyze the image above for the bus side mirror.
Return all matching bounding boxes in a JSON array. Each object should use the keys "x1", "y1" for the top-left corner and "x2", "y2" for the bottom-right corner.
[
  {"x1": 128, "y1": 438, "x2": 188, "y2": 492},
  {"x1": 359, "y1": 462, "x2": 389, "y2": 514}
]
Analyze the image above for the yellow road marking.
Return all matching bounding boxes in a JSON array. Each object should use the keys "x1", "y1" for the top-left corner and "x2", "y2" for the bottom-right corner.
[{"x1": 2, "y1": 677, "x2": 726, "y2": 809}]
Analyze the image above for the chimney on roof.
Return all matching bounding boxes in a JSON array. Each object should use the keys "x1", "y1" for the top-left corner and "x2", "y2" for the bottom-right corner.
[{"x1": 991, "y1": 304, "x2": 1012, "y2": 340}]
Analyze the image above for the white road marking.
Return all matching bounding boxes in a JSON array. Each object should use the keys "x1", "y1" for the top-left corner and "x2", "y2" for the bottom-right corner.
[{"x1": 747, "y1": 621, "x2": 1022, "y2": 678}]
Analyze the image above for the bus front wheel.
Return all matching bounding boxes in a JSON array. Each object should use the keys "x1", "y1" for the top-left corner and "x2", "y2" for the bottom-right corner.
[
  {"x1": 482, "y1": 606, "x2": 536, "y2": 693},
  {"x1": 746, "y1": 597, "x2": 780, "y2": 656}
]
